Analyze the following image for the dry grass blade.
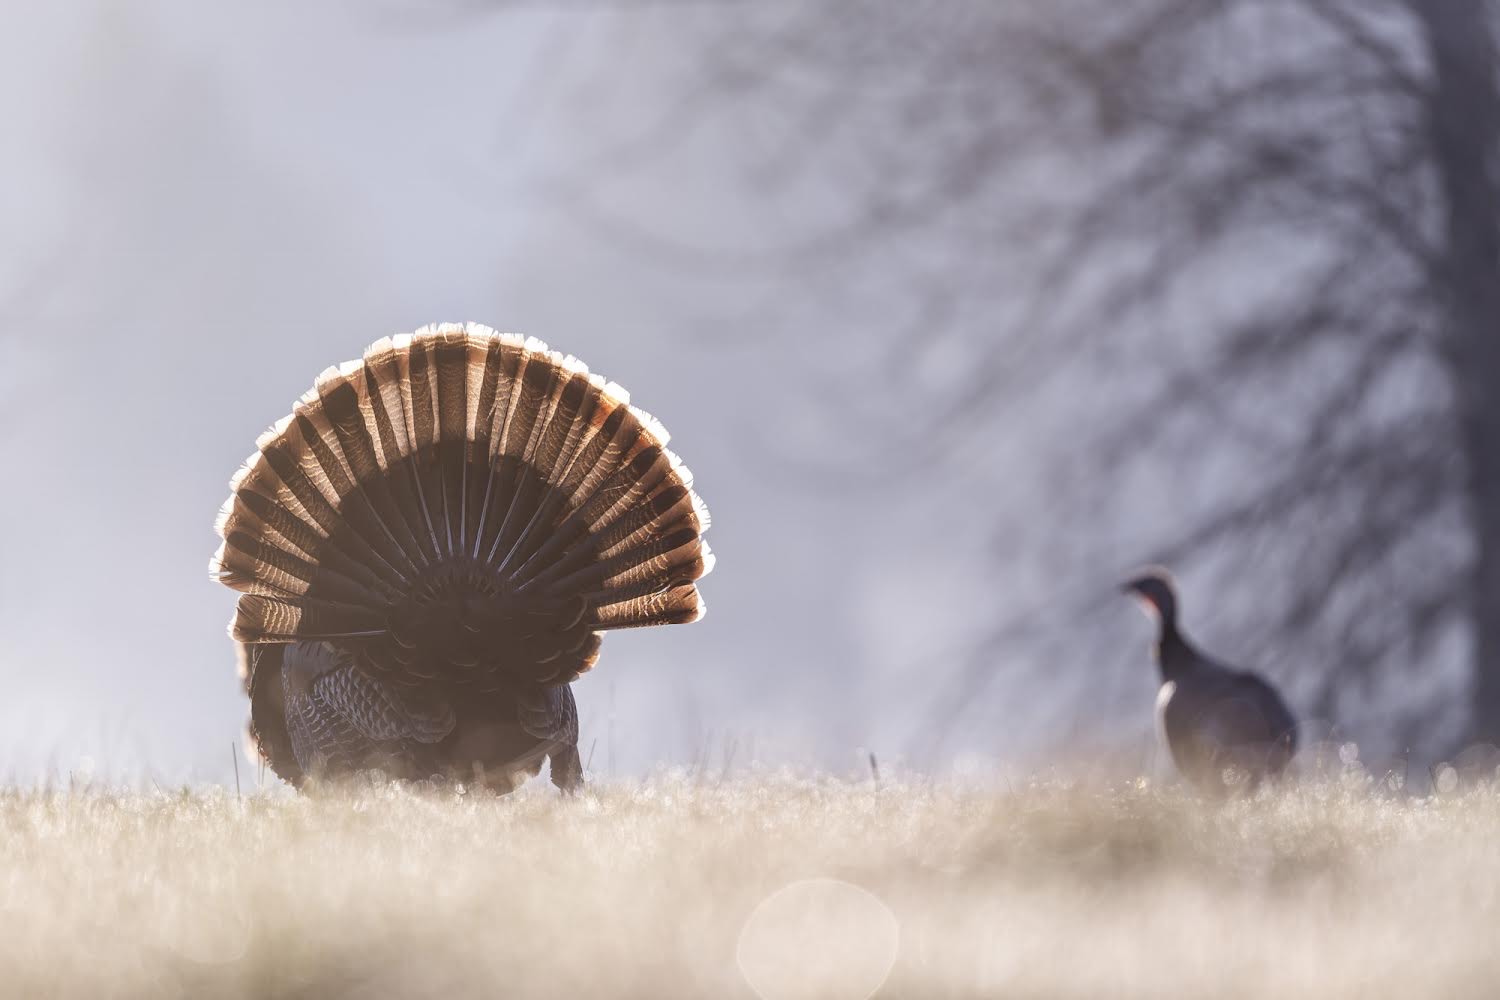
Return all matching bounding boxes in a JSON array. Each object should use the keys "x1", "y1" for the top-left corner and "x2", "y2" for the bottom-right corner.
[{"x1": 0, "y1": 776, "x2": 1495, "y2": 998}]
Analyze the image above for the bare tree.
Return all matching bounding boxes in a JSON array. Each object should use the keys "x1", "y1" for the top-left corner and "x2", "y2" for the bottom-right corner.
[{"x1": 592, "y1": 0, "x2": 1500, "y2": 756}]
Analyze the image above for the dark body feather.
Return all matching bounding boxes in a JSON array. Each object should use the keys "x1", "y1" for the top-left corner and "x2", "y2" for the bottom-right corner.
[
  {"x1": 217, "y1": 325, "x2": 711, "y2": 792},
  {"x1": 1154, "y1": 628, "x2": 1298, "y2": 793}
]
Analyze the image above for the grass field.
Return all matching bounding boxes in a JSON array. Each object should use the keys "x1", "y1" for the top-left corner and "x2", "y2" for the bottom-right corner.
[{"x1": 1, "y1": 772, "x2": 1496, "y2": 999}]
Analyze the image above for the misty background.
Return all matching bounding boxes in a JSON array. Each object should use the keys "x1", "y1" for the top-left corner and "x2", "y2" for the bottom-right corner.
[{"x1": 2, "y1": 1, "x2": 1493, "y2": 786}]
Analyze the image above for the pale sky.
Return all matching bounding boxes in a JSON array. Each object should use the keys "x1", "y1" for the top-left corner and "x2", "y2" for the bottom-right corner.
[
  {"x1": 1, "y1": 2, "x2": 1451, "y2": 787},
  {"x1": 0, "y1": 2, "x2": 957, "y2": 785}
]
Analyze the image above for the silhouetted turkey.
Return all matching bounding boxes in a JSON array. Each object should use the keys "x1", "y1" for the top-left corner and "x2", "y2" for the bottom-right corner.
[
  {"x1": 212, "y1": 323, "x2": 712, "y2": 792},
  {"x1": 1122, "y1": 569, "x2": 1296, "y2": 794}
]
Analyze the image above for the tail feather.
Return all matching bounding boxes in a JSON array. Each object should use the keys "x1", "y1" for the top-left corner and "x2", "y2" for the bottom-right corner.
[
  {"x1": 358, "y1": 343, "x2": 441, "y2": 567},
  {"x1": 486, "y1": 349, "x2": 563, "y2": 565},
  {"x1": 325, "y1": 369, "x2": 433, "y2": 574},
  {"x1": 213, "y1": 322, "x2": 712, "y2": 688},
  {"x1": 496, "y1": 368, "x2": 598, "y2": 573},
  {"x1": 214, "y1": 496, "x2": 397, "y2": 610},
  {"x1": 589, "y1": 584, "x2": 704, "y2": 629},
  {"x1": 461, "y1": 337, "x2": 504, "y2": 553},
  {"x1": 507, "y1": 404, "x2": 636, "y2": 583},
  {"x1": 470, "y1": 336, "x2": 526, "y2": 560},
  {"x1": 392, "y1": 334, "x2": 447, "y2": 559},
  {"x1": 251, "y1": 431, "x2": 412, "y2": 591},
  {"x1": 593, "y1": 483, "x2": 700, "y2": 558},
  {"x1": 544, "y1": 525, "x2": 700, "y2": 598},
  {"x1": 294, "y1": 409, "x2": 421, "y2": 583},
  {"x1": 217, "y1": 529, "x2": 385, "y2": 608},
  {"x1": 431, "y1": 333, "x2": 471, "y2": 560},
  {"x1": 234, "y1": 594, "x2": 385, "y2": 642},
  {"x1": 562, "y1": 445, "x2": 673, "y2": 549},
  {"x1": 583, "y1": 560, "x2": 703, "y2": 611}
]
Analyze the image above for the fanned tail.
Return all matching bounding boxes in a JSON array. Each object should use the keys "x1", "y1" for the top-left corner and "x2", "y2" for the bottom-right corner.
[{"x1": 212, "y1": 323, "x2": 712, "y2": 691}]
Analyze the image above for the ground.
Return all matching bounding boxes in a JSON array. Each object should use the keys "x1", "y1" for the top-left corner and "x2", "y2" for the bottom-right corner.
[{"x1": 0, "y1": 773, "x2": 1495, "y2": 998}]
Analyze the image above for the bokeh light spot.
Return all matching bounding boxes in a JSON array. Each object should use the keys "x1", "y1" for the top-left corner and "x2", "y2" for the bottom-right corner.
[{"x1": 737, "y1": 878, "x2": 899, "y2": 1000}]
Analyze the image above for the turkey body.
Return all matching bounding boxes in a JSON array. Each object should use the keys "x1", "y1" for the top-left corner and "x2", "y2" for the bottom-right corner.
[
  {"x1": 1125, "y1": 570, "x2": 1297, "y2": 794},
  {"x1": 215, "y1": 325, "x2": 712, "y2": 792},
  {"x1": 1153, "y1": 639, "x2": 1298, "y2": 793},
  {"x1": 243, "y1": 641, "x2": 581, "y2": 792}
]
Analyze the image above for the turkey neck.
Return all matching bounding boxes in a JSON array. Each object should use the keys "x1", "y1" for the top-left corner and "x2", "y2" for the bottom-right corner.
[{"x1": 1153, "y1": 617, "x2": 1198, "y2": 683}]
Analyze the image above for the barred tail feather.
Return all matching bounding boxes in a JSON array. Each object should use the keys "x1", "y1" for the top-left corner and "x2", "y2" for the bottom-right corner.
[{"x1": 213, "y1": 322, "x2": 712, "y2": 689}]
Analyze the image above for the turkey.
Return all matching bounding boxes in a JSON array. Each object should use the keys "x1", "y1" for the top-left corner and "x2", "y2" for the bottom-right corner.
[
  {"x1": 212, "y1": 323, "x2": 713, "y2": 793},
  {"x1": 1122, "y1": 568, "x2": 1296, "y2": 794}
]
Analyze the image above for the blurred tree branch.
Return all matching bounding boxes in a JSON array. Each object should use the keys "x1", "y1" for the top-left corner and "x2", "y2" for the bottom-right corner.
[
  {"x1": 635, "y1": 0, "x2": 1500, "y2": 756},
  {"x1": 438, "y1": 0, "x2": 1499, "y2": 758}
]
